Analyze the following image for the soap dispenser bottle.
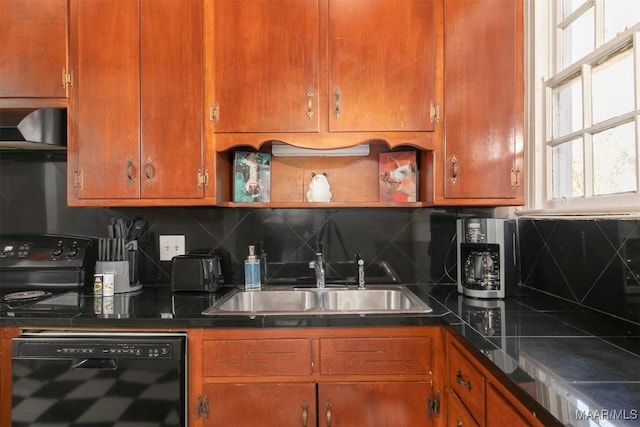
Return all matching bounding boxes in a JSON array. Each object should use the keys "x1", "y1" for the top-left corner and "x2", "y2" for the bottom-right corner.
[{"x1": 244, "y1": 245, "x2": 261, "y2": 291}]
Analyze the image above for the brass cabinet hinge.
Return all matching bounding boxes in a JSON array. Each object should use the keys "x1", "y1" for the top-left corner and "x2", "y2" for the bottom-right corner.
[
  {"x1": 511, "y1": 168, "x2": 521, "y2": 189},
  {"x1": 429, "y1": 101, "x2": 440, "y2": 123},
  {"x1": 73, "y1": 170, "x2": 83, "y2": 191},
  {"x1": 195, "y1": 394, "x2": 209, "y2": 420},
  {"x1": 198, "y1": 169, "x2": 209, "y2": 189},
  {"x1": 62, "y1": 68, "x2": 73, "y2": 89},
  {"x1": 427, "y1": 392, "x2": 440, "y2": 418},
  {"x1": 209, "y1": 104, "x2": 220, "y2": 123}
]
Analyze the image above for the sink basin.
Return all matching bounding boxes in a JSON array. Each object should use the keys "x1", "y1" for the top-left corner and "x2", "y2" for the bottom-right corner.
[
  {"x1": 202, "y1": 285, "x2": 432, "y2": 316},
  {"x1": 214, "y1": 290, "x2": 317, "y2": 314},
  {"x1": 320, "y1": 289, "x2": 422, "y2": 311}
]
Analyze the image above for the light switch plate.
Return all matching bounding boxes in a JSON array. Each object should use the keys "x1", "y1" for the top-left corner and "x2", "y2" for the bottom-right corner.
[{"x1": 159, "y1": 235, "x2": 185, "y2": 261}]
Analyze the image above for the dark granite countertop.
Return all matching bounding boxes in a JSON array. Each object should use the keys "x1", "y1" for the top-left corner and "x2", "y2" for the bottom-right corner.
[{"x1": 1, "y1": 283, "x2": 638, "y2": 426}]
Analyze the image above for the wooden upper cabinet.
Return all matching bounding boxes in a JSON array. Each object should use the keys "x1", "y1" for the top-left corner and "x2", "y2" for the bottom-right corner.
[
  {"x1": 140, "y1": 0, "x2": 204, "y2": 199},
  {"x1": 69, "y1": 0, "x2": 141, "y2": 200},
  {"x1": 211, "y1": 0, "x2": 440, "y2": 135},
  {"x1": 212, "y1": 0, "x2": 320, "y2": 133},
  {"x1": 0, "y1": 0, "x2": 68, "y2": 100},
  {"x1": 328, "y1": 0, "x2": 438, "y2": 132},
  {"x1": 68, "y1": 0, "x2": 206, "y2": 204},
  {"x1": 437, "y1": 0, "x2": 524, "y2": 205}
]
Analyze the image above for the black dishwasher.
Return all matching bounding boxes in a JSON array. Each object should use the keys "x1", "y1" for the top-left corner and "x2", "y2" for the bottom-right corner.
[{"x1": 11, "y1": 332, "x2": 186, "y2": 427}]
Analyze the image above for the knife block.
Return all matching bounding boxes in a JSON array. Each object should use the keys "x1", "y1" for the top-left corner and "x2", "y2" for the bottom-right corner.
[{"x1": 96, "y1": 261, "x2": 142, "y2": 293}]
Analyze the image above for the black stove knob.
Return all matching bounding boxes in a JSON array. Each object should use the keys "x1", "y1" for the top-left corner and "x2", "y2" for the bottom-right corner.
[
  {"x1": 52, "y1": 240, "x2": 64, "y2": 257},
  {"x1": 68, "y1": 242, "x2": 79, "y2": 258}
]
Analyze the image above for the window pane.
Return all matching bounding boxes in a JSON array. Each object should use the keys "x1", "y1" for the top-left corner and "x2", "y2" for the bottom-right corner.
[
  {"x1": 592, "y1": 122, "x2": 638, "y2": 195},
  {"x1": 592, "y1": 51, "x2": 634, "y2": 124},
  {"x1": 562, "y1": 7, "x2": 594, "y2": 69},
  {"x1": 604, "y1": 0, "x2": 640, "y2": 42},
  {"x1": 563, "y1": 0, "x2": 588, "y2": 18},
  {"x1": 552, "y1": 78, "x2": 583, "y2": 138},
  {"x1": 552, "y1": 138, "x2": 584, "y2": 198}
]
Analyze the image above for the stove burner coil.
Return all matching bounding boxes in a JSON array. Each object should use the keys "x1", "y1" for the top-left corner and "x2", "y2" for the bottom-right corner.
[{"x1": 2, "y1": 290, "x2": 52, "y2": 302}]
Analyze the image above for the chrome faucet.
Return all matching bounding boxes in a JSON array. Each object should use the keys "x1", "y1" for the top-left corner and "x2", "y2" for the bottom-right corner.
[{"x1": 309, "y1": 243, "x2": 326, "y2": 288}]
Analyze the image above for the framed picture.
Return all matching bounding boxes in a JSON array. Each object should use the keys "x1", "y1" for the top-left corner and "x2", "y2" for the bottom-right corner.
[
  {"x1": 233, "y1": 152, "x2": 271, "y2": 202},
  {"x1": 379, "y1": 151, "x2": 418, "y2": 202}
]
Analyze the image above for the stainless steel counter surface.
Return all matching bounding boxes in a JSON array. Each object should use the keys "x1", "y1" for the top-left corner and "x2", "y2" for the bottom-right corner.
[{"x1": 1, "y1": 283, "x2": 638, "y2": 426}]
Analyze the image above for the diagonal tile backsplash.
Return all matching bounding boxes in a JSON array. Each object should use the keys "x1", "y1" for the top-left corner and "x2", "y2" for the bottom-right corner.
[
  {"x1": 519, "y1": 218, "x2": 640, "y2": 325},
  {"x1": 2, "y1": 154, "x2": 637, "y2": 325}
]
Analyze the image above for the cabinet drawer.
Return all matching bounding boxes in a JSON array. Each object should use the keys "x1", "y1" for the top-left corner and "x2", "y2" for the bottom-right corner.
[
  {"x1": 448, "y1": 389, "x2": 480, "y2": 427},
  {"x1": 202, "y1": 339, "x2": 312, "y2": 377},
  {"x1": 320, "y1": 337, "x2": 431, "y2": 375},
  {"x1": 448, "y1": 343, "x2": 485, "y2": 424}
]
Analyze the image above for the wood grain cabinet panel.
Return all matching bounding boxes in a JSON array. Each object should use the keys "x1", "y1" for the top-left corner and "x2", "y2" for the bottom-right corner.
[
  {"x1": 212, "y1": 0, "x2": 320, "y2": 133},
  {"x1": 0, "y1": 0, "x2": 67, "y2": 100},
  {"x1": 202, "y1": 383, "x2": 316, "y2": 427},
  {"x1": 432, "y1": 0, "x2": 524, "y2": 205},
  {"x1": 68, "y1": 0, "x2": 207, "y2": 205},
  {"x1": 328, "y1": 0, "x2": 438, "y2": 132},
  {"x1": 486, "y1": 383, "x2": 531, "y2": 427},
  {"x1": 320, "y1": 337, "x2": 431, "y2": 375},
  {"x1": 202, "y1": 338, "x2": 313, "y2": 377},
  {"x1": 318, "y1": 382, "x2": 435, "y2": 427}
]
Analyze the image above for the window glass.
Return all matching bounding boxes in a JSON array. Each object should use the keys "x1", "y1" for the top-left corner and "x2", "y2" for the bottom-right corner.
[
  {"x1": 552, "y1": 78, "x2": 583, "y2": 138},
  {"x1": 592, "y1": 122, "x2": 638, "y2": 195},
  {"x1": 561, "y1": 7, "x2": 594, "y2": 69},
  {"x1": 563, "y1": 0, "x2": 588, "y2": 19},
  {"x1": 604, "y1": 0, "x2": 640, "y2": 42},
  {"x1": 592, "y1": 51, "x2": 634, "y2": 124},
  {"x1": 552, "y1": 138, "x2": 584, "y2": 198}
]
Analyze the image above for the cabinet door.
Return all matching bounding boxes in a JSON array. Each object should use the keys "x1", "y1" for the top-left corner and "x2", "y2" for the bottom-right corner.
[
  {"x1": 0, "y1": 328, "x2": 20, "y2": 427},
  {"x1": 212, "y1": 0, "x2": 320, "y2": 133},
  {"x1": 0, "y1": 0, "x2": 67, "y2": 99},
  {"x1": 486, "y1": 383, "x2": 531, "y2": 427},
  {"x1": 328, "y1": 0, "x2": 438, "y2": 132},
  {"x1": 441, "y1": 0, "x2": 523, "y2": 202},
  {"x1": 69, "y1": 0, "x2": 141, "y2": 200},
  {"x1": 203, "y1": 383, "x2": 316, "y2": 427},
  {"x1": 318, "y1": 382, "x2": 434, "y2": 427},
  {"x1": 140, "y1": 0, "x2": 204, "y2": 198}
]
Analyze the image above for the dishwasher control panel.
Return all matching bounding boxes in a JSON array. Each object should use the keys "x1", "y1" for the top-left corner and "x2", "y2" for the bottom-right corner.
[{"x1": 12, "y1": 335, "x2": 184, "y2": 360}]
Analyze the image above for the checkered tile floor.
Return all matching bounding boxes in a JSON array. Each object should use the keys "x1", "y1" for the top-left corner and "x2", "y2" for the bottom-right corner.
[{"x1": 11, "y1": 358, "x2": 182, "y2": 426}]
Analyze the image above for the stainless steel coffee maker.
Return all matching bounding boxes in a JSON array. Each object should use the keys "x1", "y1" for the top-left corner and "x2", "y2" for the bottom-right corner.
[{"x1": 456, "y1": 218, "x2": 518, "y2": 299}]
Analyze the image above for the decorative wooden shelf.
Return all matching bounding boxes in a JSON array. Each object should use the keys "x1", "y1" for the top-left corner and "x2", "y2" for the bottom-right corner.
[{"x1": 215, "y1": 140, "x2": 432, "y2": 207}]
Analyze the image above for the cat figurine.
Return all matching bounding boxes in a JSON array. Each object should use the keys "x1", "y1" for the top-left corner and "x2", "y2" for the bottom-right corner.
[{"x1": 306, "y1": 172, "x2": 332, "y2": 202}]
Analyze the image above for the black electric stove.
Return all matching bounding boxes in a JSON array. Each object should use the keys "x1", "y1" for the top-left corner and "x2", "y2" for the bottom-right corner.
[{"x1": 0, "y1": 234, "x2": 96, "y2": 314}]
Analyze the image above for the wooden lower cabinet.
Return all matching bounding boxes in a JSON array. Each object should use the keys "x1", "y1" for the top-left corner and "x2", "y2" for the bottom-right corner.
[
  {"x1": 486, "y1": 383, "x2": 529, "y2": 426},
  {"x1": 447, "y1": 389, "x2": 479, "y2": 427},
  {"x1": 203, "y1": 383, "x2": 316, "y2": 426},
  {"x1": 191, "y1": 326, "x2": 443, "y2": 427},
  {"x1": 0, "y1": 328, "x2": 20, "y2": 427},
  {"x1": 445, "y1": 329, "x2": 563, "y2": 427},
  {"x1": 319, "y1": 382, "x2": 433, "y2": 426}
]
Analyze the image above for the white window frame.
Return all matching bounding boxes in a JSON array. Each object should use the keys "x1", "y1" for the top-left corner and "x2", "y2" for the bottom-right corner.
[{"x1": 521, "y1": 0, "x2": 640, "y2": 217}]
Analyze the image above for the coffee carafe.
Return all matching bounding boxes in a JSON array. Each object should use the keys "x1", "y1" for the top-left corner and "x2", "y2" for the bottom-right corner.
[{"x1": 457, "y1": 218, "x2": 518, "y2": 299}]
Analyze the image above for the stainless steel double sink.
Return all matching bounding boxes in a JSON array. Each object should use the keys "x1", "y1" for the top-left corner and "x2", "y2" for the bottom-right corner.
[{"x1": 202, "y1": 285, "x2": 432, "y2": 316}]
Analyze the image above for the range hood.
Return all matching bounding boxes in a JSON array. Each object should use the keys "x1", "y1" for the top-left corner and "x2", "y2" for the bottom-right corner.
[{"x1": 0, "y1": 108, "x2": 66, "y2": 150}]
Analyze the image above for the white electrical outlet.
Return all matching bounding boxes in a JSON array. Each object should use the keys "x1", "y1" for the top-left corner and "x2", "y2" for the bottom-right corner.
[{"x1": 159, "y1": 235, "x2": 186, "y2": 261}]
